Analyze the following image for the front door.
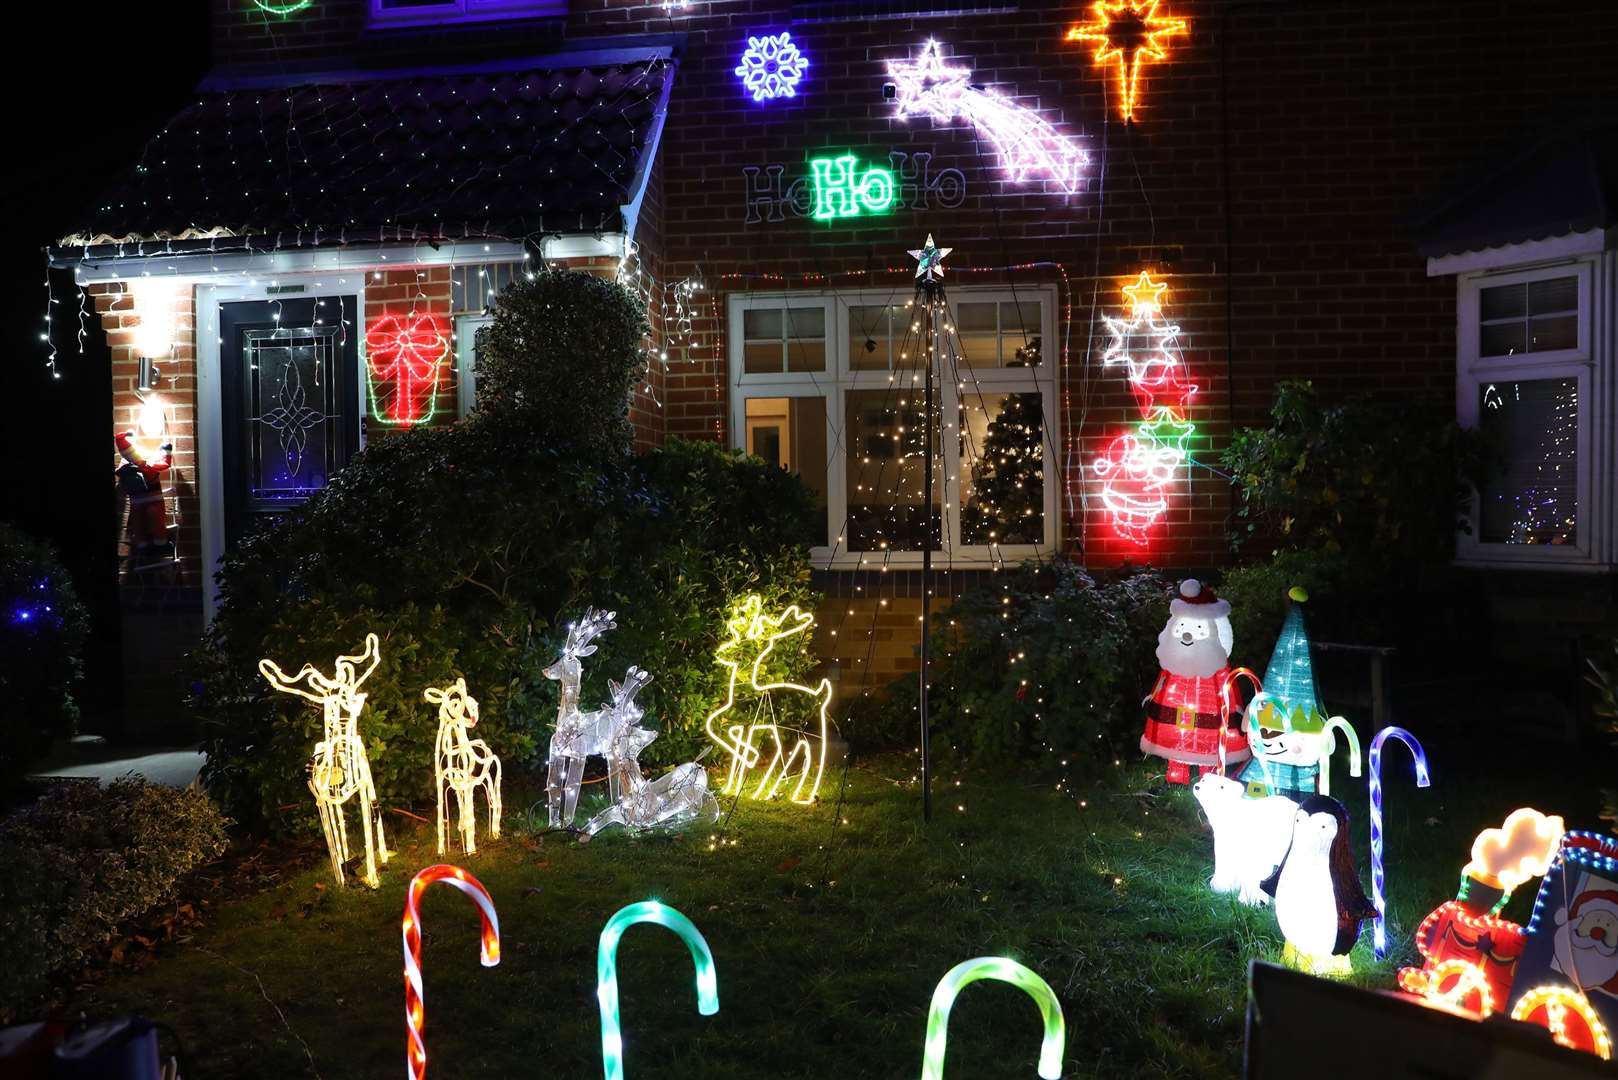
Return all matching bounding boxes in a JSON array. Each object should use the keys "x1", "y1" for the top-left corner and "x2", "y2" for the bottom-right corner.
[{"x1": 219, "y1": 297, "x2": 360, "y2": 546}]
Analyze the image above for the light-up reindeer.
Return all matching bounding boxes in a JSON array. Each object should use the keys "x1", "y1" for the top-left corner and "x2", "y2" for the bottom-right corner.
[
  {"x1": 542, "y1": 608, "x2": 617, "y2": 829},
  {"x1": 424, "y1": 678, "x2": 502, "y2": 856},
  {"x1": 703, "y1": 595, "x2": 834, "y2": 805},
  {"x1": 259, "y1": 633, "x2": 391, "y2": 888},
  {"x1": 584, "y1": 667, "x2": 720, "y2": 837}
]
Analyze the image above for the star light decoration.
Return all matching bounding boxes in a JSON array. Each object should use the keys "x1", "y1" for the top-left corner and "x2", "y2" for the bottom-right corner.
[
  {"x1": 909, "y1": 233, "x2": 953, "y2": 285},
  {"x1": 365, "y1": 312, "x2": 448, "y2": 427},
  {"x1": 734, "y1": 31, "x2": 809, "y2": 103},
  {"x1": 1065, "y1": 0, "x2": 1189, "y2": 121},
  {"x1": 887, "y1": 40, "x2": 1087, "y2": 193},
  {"x1": 1092, "y1": 271, "x2": 1198, "y2": 545}
]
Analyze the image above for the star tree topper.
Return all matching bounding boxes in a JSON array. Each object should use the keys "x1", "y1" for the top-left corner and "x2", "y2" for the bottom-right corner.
[
  {"x1": 1066, "y1": 0, "x2": 1189, "y2": 122},
  {"x1": 909, "y1": 234, "x2": 953, "y2": 286}
]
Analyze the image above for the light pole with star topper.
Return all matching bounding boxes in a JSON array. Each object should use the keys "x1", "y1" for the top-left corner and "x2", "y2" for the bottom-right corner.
[{"x1": 909, "y1": 233, "x2": 951, "y2": 823}]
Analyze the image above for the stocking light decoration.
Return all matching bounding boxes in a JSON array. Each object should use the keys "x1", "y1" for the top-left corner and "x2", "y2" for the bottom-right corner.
[
  {"x1": 1065, "y1": 0, "x2": 1189, "y2": 121},
  {"x1": 1092, "y1": 272, "x2": 1198, "y2": 546},
  {"x1": 543, "y1": 608, "x2": 617, "y2": 829},
  {"x1": 1141, "y1": 580, "x2": 1254, "y2": 785},
  {"x1": 402, "y1": 865, "x2": 500, "y2": 1080},
  {"x1": 921, "y1": 957, "x2": 1066, "y2": 1080},
  {"x1": 1261, "y1": 795, "x2": 1376, "y2": 976},
  {"x1": 366, "y1": 312, "x2": 448, "y2": 426},
  {"x1": 583, "y1": 667, "x2": 720, "y2": 836},
  {"x1": 596, "y1": 902, "x2": 719, "y2": 1080},
  {"x1": 424, "y1": 678, "x2": 502, "y2": 856},
  {"x1": 887, "y1": 40, "x2": 1088, "y2": 193},
  {"x1": 260, "y1": 634, "x2": 391, "y2": 887},
  {"x1": 703, "y1": 595, "x2": 834, "y2": 805},
  {"x1": 1397, "y1": 808, "x2": 1565, "y2": 1017}
]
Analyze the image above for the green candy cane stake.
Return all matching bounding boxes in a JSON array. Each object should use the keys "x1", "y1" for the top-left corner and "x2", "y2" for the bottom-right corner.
[
  {"x1": 921, "y1": 958, "x2": 1065, "y2": 1080},
  {"x1": 597, "y1": 902, "x2": 719, "y2": 1080}
]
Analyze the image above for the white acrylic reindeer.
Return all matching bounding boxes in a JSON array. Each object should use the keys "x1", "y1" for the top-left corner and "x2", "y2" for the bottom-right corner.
[
  {"x1": 543, "y1": 608, "x2": 618, "y2": 829},
  {"x1": 584, "y1": 667, "x2": 720, "y2": 837},
  {"x1": 424, "y1": 677, "x2": 503, "y2": 856},
  {"x1": 259, "y1": 633, "x2": 391, "y2": 888}
]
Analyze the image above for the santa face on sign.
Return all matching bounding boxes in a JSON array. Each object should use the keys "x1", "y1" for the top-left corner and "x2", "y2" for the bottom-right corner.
[
  {"x1": 1156, "y1": 607, "x2": 1234, "y2": 680},
  {"x1": 1554, "y1": 886, "x2": 1618, "y2": 998}
]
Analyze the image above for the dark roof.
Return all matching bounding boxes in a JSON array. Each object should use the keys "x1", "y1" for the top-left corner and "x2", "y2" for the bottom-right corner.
[
  {"x1": 57, "y1": 51, "x2": 673, "y2": 249},
  {"x1": 1411, "y1": 114, "x2": 1618, "y2": 259}
]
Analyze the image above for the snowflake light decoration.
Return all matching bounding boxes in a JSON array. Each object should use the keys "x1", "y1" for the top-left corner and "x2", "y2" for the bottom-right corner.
[{"x1": 734, "y1": 31, "x2": 809, "y2": 103}]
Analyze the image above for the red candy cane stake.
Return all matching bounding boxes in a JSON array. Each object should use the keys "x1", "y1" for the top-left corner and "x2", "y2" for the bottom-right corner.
[{"x1": 403, "y1": 865, "x2": 500, "y2": 1080}]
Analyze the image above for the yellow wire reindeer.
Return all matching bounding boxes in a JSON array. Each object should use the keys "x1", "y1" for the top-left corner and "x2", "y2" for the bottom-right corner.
[
  {"x1": 424, "y1": 678, "x2": 502, "y2": 856},
  {"x1": 259, "y1": 633, "x2": 391, "y2": 888},
  {"x1": 703, "y1": 595, "x2": 833, "y2": 805}
]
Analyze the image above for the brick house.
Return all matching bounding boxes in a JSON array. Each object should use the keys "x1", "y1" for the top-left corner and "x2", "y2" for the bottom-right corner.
[{"x1": 47, "y1": 0, "x2": 1618, "y2": 731}]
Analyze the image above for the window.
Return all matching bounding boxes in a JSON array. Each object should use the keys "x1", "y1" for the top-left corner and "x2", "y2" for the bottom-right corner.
[
  {"x1": 1455, "y1": 259, "x2": 1608, "y2": 566},
  {"x1": 730, "y1": 288, "x2": 1058, "y2": 566},
  {"x1": 369, "y1": 0, "x2": 564, "y2": 29}
]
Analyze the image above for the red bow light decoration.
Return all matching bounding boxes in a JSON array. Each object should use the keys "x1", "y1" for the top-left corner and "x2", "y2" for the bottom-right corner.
[{"x1": 366, "y1": 313, "x2": 449, "y2": 426}]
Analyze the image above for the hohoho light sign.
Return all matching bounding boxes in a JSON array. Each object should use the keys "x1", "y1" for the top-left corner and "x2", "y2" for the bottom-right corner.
[{"x1": 743, "y1": 150, "x2": 966, "y2": 223}]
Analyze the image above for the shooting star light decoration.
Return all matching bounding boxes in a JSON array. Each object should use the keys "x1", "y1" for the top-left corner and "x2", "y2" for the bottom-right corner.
[{"x1": 887, "y1": 39, "x2": 1088, "y2": 193}]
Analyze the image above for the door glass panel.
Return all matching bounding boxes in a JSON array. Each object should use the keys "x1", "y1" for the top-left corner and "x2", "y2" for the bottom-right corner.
[
  {"x1": 245, "y1": 327, "x2": 344, "y2": 510},
  {"x1": 845, "y1": 389, "x2": 941, "y2": 551},
  {"x1": 744, "y1": 396, "x2": 829, "y2": 545},
  {"x1": 1477, "y1": 378, "x2": 1578, "y2": 546},
  {"x1": 960, "y1": 391, "x2": 1045, "y2": 545}
]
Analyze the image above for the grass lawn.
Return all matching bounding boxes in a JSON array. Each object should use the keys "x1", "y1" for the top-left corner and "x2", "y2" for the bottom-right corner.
[{"x1": 65, "y1": 742, "x2": 1605, "y2": 1078}]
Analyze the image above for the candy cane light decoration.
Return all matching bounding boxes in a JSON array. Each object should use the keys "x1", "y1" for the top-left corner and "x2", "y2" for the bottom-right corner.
[
  {"x1": 1316, "y1": 716, "x2": 1362, "y2": 797},
  {"x1": 921, "y1": 957, "x2": 1065, "y2": 1080},
  {"x1": 597, "y1": 901, "x2": 719, "y2": 1080},
  {"x1": 402, "y1": 865, "x2": 500, "y2": 1080},
  {"x1": 887, "y1": 40, "x2": 1088, "y2": 193},
  {"x1": 1368, "y1": 725, "x2": 1432, "y2": 958}
]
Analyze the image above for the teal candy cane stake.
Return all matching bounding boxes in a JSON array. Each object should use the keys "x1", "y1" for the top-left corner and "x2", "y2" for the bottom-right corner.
[
  {"x1": 597, "y1": 902, "x2": 719, "y2": 1080},
  {"x1": 921, "y1": 957, "x2": 1065, "y2": 1080}
]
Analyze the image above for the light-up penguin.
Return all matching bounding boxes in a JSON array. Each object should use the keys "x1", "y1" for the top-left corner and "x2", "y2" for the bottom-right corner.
[{"x1": 1262, "y1": 795, "x2": 1376, "y2": 976}]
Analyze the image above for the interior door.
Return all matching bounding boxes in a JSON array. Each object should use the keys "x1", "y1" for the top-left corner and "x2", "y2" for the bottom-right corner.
[{"x1": 218, "y1": 297, "x2": 360, "y2": 547}]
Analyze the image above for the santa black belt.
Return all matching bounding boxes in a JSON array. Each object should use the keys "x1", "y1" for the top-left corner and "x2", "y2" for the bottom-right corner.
[{"x1": 1145, "y1": 700, "x2": 1230, "y2": 731}]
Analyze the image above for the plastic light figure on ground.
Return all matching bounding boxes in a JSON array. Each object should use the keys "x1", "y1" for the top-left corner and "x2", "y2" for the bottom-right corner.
[
  {"x1": 703, "y1": 595, "x2": 834, "y2": 805},
  {"x1": 1315, "y1": 716, "x2": 1362, "y2": 797},
  {"x1": 402, "y1": 865, "x2": 500, "y2": 1080},
  {"x1": 1368, "y1": 725, "x2": 1432, "y2": 958},
  {"x1": 424, "y1": 678, "x2": 502, "y2": 856},
  {"x1": 920, "y1": 957, "x2": 1065, "y2": 1080},
  {"x1": 597, "y1": 902, "x2": 719, "y2": 1080},
  {"x1": 366, "y1": 312, "x2": 449, "y2": 426},
  {"x1": 583, "y1": 667, "x2": 720, "y2": 837},
  {"x1": 1065, "y1": 0, "x2": 1189, "y2": 121},
  {"x1": 259, "y1": 634, "x2": 391, "y2": 888},
  {"x1": 543, "y1": 608, "x2": 618, "y2": 829},
  {"x1": 1261, "y1": 796, "x2": 1376, "y2": 977},
  {"x1": 887, "y1": 40, "x2": 1087, "y2": 193},
  {"x1": 734, "y1": 31, "x2": 808, "y2": 102},
  {"x1": 1193, "y1": 773, "x2": 1296, "y2": 906},
  {"x1": 1140, "y1": 580, "x2": 1252, "y2": 785}
]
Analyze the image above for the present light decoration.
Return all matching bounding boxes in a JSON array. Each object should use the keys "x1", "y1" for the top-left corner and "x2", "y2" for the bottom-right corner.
[
  {"x1": 887, "y1": 40, "x2": 1088, "y2": 193},
  {"x1": 920, "y1": 957, "x2": 1065, "y2": 1080},
  {"x1": 1368, "y1": 725, "x2": 1432, "y2": 958},
  {"x1": 734, "y1": 31, "x2": 809, "y2": 103},
  {"x1": 1397, "y1": 808, "x2": 1565, "y2": 1017},
  {"x1": 1092, "y1": 272, "x2": 1198, "y2": 546},
  {"x1": 366, "y1": 312, "x2": 449, "y2": 426},
  {"x1": 703, "y1": 595, "x2": 833, "y2": 806},
  {"x1": 596, "y1": 902, "x2": 719, "y2": 1080},
  {"x1": 402, "y1": 865, "x2": 500, "y2": 1080},
  {"x1": 424, "y1": 678, "x2": 502, "y2": 856},
  {"x1": 259, "y1": 633, "x2": 391, "y2": 888},
  {"x1": 583, "y1": 667, "x2": 721, "y2": 836},
  {"x1": 1064, "y1": 0, "x2": 1189, "y2": 122}
]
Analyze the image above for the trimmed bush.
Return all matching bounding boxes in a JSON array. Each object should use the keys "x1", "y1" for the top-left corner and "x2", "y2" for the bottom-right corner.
[
  {"x1": 0, "y1": 524, "x2": 90, "y2": 794},
  {"x1": 1588, "y1": 637, "x2": 1618, "y2": 823},
  {"x1": 0, "y1": 779, "x2": 229, "y2": 1017}
]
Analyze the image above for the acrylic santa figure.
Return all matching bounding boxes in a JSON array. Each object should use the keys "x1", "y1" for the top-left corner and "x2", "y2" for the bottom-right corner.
[{"x1": 1142, "y1": 579, "x2": 1252, "y2": 785}]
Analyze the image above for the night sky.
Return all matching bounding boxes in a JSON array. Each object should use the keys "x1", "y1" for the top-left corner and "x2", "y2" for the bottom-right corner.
[{"x1": 4, "y1": 4, "x2": 208, "y2": 723}]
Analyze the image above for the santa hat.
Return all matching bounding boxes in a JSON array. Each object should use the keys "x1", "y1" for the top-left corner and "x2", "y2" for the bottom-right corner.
[
  {"x1": 1566, "y1": 889, "x2": 1618, "y2": 921},
  {"x1": 1170, "y1": 579, "x2": 1230, "y2": 619}
]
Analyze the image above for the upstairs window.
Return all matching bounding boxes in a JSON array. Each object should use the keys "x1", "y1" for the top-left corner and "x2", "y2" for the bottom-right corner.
[{"x1": 369, "y1": 0, "x2": 565, "y2": 29}]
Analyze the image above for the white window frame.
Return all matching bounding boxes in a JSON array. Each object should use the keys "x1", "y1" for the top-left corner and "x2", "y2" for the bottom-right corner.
[
  {"x1": 728, "y1": 286, "x2": 1060, "y2": 569},
  {"x1": 368, "y1": 0, "x2": 565, "y2": 30},
  {"x1": 1453, "y1": 256, "x2": 1608, "y2": 568},
  {"x1": 454, "y1": 313, "x2": 490, "y2": 420}
]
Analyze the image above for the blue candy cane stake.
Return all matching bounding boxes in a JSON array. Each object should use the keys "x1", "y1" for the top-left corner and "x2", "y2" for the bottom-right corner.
[
  {"x1": 1368, "y1": 726, "x2": 1432, "y2": 959},
  {"x1": 597, "y1": 902, "x2": 718, "y2": 1080}
]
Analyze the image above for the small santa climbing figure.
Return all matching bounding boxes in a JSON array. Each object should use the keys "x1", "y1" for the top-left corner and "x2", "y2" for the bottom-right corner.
[
  {"x1": 1142, "y1": 579, "x2": 1253, "y2": 784},
  {"x1": 115, "y1": 429, "x2": 172, "y2": 565}
]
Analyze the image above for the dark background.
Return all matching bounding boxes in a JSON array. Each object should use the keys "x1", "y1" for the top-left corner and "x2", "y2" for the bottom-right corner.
[{"x1": 3, "y1": 4, "x2": 209, "y2": 730}]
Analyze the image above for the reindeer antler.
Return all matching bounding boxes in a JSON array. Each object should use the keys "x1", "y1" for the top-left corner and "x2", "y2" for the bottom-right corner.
[
  {"x1": 609, "y1": 666, "x2": 654, "y2": 710},
  {"x1": 562, "y1": 608, "x2": 617, "y2": 658},
  {"x1": 258, "y1": 657, "x2": 332, "y2": 704},
  {"x1": 333, "y1": 633, "x2": 382, "y2": 692}
]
